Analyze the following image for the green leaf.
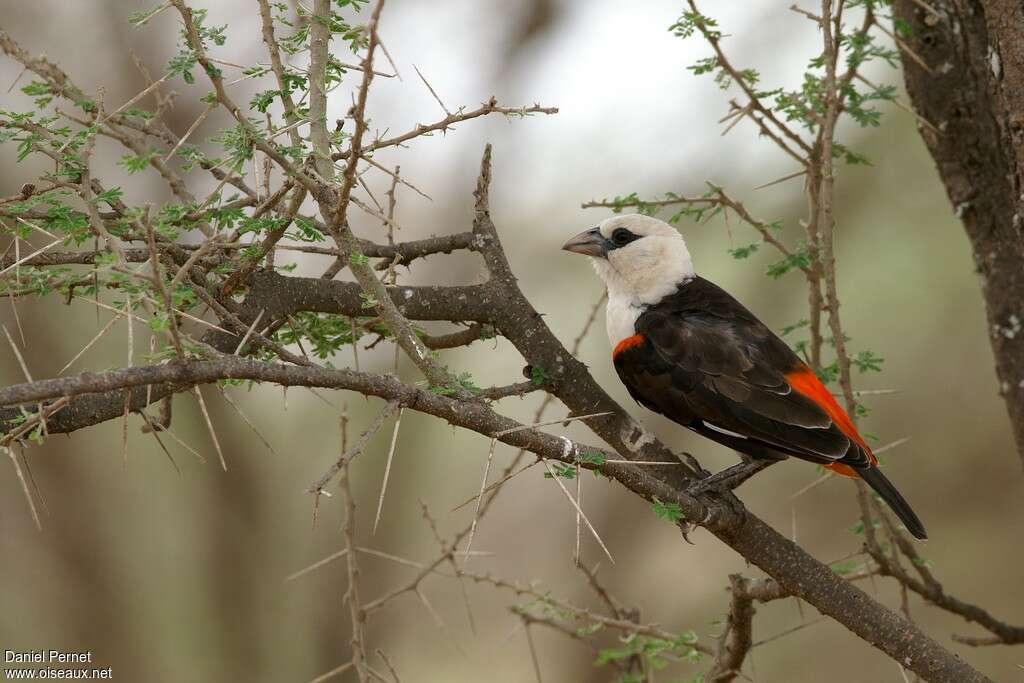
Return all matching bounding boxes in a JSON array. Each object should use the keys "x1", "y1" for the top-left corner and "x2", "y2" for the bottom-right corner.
[
  {"x1": 90, "y1": 187, "x2": 124, "y2": 207},
  {"x1": 119, "y1": 150, "x2": 158, "y2": 174},
  {"x1": 455, "y1": 371, "x2": 482, "y2": 394},
  {"x1": 780, "y1": 319, "x2": 810, "y2": 337},
  {"x1": 211, "y1": 122, "x2": 257, "y2": 167},
  {"x1": 290, "y1": 217, "x2": 324, "y2": 242},
  {"x1": 543, "y1": 462, "x2": 577, "y2": 479},
  {"x1": 652, "y1": 497, "x2": 685, "y2": 523},
  {"x1": 168, "y1": 48, "x2": 198, "y2": 85},
  {"x1": 728, "y1": 242, "x2": 759, "y2": 259},
  {"x1": 670, "y1": 9, "x2": 721, "y2": 40},
  {"x1": 122, "y1": 107, "x2": 155, "y2": 121},
  {"x1": 849, "y1": 518, "x2": 881, "y2": 536},
  {"x1": 20, "y1": 81, "x2": 55, "y2": 107},
  {"x1": 250, "y1": 90, "x2": 278, "y2": 113},
  {"x1": 852, "y1": 349, "x2": 884, "y2": 373},
  {"x1": 830, "y1": 559, "x2": 864, "y2": 576},
  {"x1": 149, "y1": 312, "x2": 171, "y2": 332},
  {"x1": 766, "y1": 243, "x2": 811, "y2": 279},
  {"x1": 833, "y1": 142, "x2": 872, "y2": 166}
]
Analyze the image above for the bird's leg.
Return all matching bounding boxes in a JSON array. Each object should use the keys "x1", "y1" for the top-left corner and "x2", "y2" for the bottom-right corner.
[{"x1": 686, "y1": 459, "x2": 777, "y2": 497}]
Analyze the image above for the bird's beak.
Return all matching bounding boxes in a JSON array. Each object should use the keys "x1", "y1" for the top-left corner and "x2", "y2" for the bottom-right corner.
[{"x1": 561, "y1": 228, "x2": 608, "y2": 258}]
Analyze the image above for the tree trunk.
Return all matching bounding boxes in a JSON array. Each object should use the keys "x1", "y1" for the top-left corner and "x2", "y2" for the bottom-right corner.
[{"x1": 893, "y1": 0, "x2": 1024, "y2": 467}]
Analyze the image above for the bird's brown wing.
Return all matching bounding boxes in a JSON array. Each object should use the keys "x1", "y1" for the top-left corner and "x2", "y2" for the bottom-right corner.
[{"x1": 613, "y1": 278, "x2": 872, "y2": 469}]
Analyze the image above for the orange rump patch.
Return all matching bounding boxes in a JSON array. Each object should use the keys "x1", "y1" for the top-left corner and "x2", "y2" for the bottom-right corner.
[
  {"x1": 784, "y1": 364, "x2": 876, "y2": 476},
  {"x1": 824, "y1": 462, "x2": 859, "y2": 477},
  {"x1": 612, "y1": 334, "x2": 645, "y2": 360}
]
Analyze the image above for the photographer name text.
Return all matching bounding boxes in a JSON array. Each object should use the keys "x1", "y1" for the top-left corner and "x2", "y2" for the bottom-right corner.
[{"x1": 5, "y1": 652, "x2": 93, "y2": 665}]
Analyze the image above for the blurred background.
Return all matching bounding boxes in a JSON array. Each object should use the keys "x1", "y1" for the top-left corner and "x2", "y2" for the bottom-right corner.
[{"x1": 1, "y1": 1, "x2": 1021, "y2": 681}]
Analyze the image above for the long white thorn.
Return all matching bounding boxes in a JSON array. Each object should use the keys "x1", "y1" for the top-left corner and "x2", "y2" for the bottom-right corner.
[
  {"x1": 218, "y1": 388, "x2": 278, "y2": 457},
  {"x1": 193, "y1": 387, "x2": 227, "y2": 471},
  {"x1": 5, "y1": 445, "x2": 41, "y2": 530},
  {"x1": 463, "y1": 437, "x2": 497, "y2": 564},
  {"x1": 540, "y1": 458, "x2": 614, "y2": 565},
  {"x1": 59, "y1": 312, "x2": 123, "y2": 374},
  {"x1": 0, "y1": 238, "x2": 62, "y2": 276},
  {"x1": 372, "y1": 407, "x2": 403, "y2": 534}
]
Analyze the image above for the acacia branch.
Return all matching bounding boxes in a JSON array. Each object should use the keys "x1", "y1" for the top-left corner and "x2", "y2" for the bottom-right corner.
[
  {"x1": 329, "y1": 97, "x2": 558, "y2": 162},
  {"x1": 308, "y1": 400, "x2": 398, "y2": 494},
  {"x1": 308, "y1": 0, "x2": 334, "y2": 180},
  {"x1": 686, "y1": 1, "x2": 812, "y2": 162},
  {"x1": 170, "y1": 0, "x2": 324, "y2": 198},
  {"x1": 582, "y1": 188, "x2": 807, "y2": 274},
  {"x1": 312, "y1": 0, "x2": 465, "y2": 395},
  {"x1": 864, "y1": 519, "x2": 1024, "y2": 646},
  {"x1": 256, "y1": 0, "x2": 303, "y2": 147},
  {"x1": 705, "y1": 574, "x2": 787, "y2": 682},
  {"x1": 0, "y1": 232, "x2": 475, "y2": 270}
]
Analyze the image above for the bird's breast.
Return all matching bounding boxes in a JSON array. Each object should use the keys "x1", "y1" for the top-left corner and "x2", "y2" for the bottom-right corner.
[{"x1": 605, "y1": 293, "x2": 643, "y2": 349}]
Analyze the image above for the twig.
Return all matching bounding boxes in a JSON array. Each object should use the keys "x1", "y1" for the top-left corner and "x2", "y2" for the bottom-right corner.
[
  {"x1": 330, "y1": 97, "x2": 558, "y2": 162},
  {"x1": 375, "y1": 650, "x2": 401, "y2": 683},
  {"x1": 307, "y1": 400, "x2": 399, "y2": 494},
  {"x1": 340, "y1": 455, "x2": 369, "y2": 681},
  {"x1": 706, "y1": 574, "x2": 760, "y2": 682}
]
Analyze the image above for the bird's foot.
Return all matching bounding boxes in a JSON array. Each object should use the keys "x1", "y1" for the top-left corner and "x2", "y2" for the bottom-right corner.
[
  {"x1": 685, "y1": 459, "x2": 776, "y2": 498},
  {"x1": 681, "y1": 459, "x2": 779, "y2": 532}
]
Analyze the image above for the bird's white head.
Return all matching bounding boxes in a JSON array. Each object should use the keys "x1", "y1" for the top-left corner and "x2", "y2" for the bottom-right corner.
[{"x1": 562, "y1": 214, "x2": 695, "y2": 307}]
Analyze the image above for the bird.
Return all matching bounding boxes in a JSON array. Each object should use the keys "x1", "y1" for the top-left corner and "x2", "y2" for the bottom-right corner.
[{"x1": 562, "y1": 213, "x2": 927, "y2": 539}]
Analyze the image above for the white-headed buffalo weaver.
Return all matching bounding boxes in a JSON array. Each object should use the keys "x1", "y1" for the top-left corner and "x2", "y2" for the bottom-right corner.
[{"x1": 562, "y1": 214, "x2": 926, "y2": 539}]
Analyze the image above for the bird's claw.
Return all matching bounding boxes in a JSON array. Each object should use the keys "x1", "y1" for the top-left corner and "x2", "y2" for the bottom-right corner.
[
  {"x1": 683, "y1": 478, "x2": 748, "y2": 528},
  {"x1": 678, "y1": 522, "x2": 698, "y2": 544}
]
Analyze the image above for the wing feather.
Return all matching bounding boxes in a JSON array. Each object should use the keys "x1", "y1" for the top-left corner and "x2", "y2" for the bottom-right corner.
[{"x1": 614, "y1": 278, "x2": 871, "y2": 468}]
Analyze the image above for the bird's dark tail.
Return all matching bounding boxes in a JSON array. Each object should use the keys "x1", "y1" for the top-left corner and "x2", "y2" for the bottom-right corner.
[{"x1": 857, "y1": 466, "x2": 927, "y2": 540}]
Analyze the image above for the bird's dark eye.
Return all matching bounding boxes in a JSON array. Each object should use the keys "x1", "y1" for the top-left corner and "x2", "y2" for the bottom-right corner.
[{"x1": 611, "y1": 228, "x2": 635, "y2": 246}]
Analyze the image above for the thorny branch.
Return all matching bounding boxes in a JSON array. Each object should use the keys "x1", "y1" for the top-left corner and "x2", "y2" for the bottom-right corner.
[{"x1": 706, "y1": 574, "x2": 786, "y2": 683}]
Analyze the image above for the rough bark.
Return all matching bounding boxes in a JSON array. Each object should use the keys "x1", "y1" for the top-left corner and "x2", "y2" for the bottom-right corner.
[{"x1": 893, "y1": 0, "x2": 1024, "y2": 467}]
